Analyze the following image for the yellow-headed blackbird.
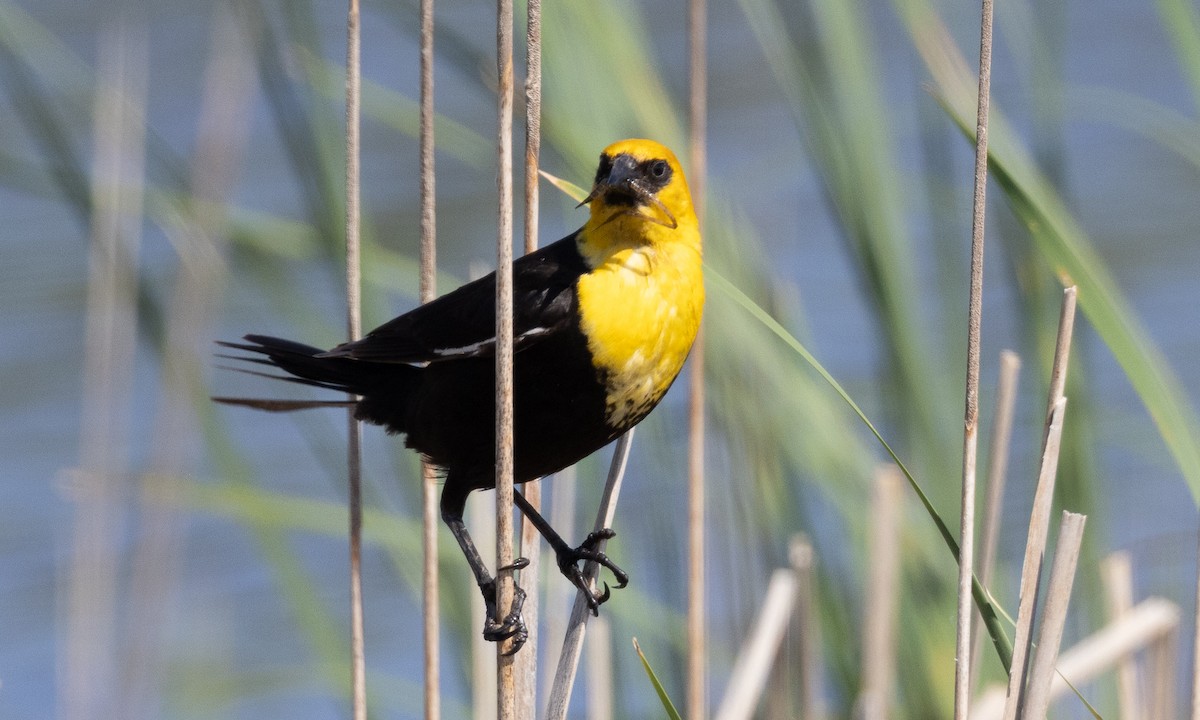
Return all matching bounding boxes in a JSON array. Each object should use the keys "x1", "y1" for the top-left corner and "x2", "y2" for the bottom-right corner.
[{"x1": 216, "y1": 139, "x2": 703, "y2": 650}]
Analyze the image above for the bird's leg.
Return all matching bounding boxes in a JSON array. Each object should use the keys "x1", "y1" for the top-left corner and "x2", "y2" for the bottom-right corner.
[
  {"x1": 441, "y1": 482, "x2": 528, "y2": 653},
  {"x1": 513, "y1": 489, "x2": 628, "y2": 615}
]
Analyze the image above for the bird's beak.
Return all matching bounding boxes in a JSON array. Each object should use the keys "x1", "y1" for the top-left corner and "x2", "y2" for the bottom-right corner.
[{"x1": 578, "y1": 154, "x2": 640, "y2": 208}]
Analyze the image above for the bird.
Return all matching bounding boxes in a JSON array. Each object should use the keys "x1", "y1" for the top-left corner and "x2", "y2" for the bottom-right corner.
[{"x1": 215, "y1": 138, "x2": 704, "y2": 652}]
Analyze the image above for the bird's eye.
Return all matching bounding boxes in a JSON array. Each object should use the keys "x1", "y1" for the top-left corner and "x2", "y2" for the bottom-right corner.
[{"x1": 649, "y1": 160, "x2": 669, "y2": 178}]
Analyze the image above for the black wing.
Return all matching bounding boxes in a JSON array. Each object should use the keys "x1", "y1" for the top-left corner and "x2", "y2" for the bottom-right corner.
[{"x1": 324, "y1": 232, "x2": 588, "y2": 364}]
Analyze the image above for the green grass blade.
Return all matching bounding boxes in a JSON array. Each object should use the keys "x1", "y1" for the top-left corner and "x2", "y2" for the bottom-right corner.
[
  {"x1": 735, "y1": 0, "x2": 958, "y2": 478},
  {"x1": 706, "y1": 265, "x2": 1014, "y2": 671},
  {"x1": 1156, "y1": 0, "x2": 1200, "y2": 109},
  {"x1": 897, "y1": 0, "x2": 1200, "y2": 503},
  {"x1": 632, "y1": 638, "x2": 684, "y2": 720}
]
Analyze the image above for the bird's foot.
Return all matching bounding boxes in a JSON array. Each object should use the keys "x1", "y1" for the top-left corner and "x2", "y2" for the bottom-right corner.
[
  {"x1": 556, "y1": 528, "x2": 629, "y2": 616},
  {"x1": 481, "y1": 571, "x2": 529, "y2": 655}
]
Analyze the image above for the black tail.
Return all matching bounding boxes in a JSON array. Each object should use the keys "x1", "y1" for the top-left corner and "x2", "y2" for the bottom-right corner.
[{"x1": 214, "y1": 335, "x2": 415, "y2": 416}]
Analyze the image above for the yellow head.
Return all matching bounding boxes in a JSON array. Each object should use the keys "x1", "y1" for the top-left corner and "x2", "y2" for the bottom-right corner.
[
  {"x1": 580, "y1": 139, "x2": 699, "y2": 254},
  {"x1": 573, "y1": 140, "x2": 705, "y2": 430}
]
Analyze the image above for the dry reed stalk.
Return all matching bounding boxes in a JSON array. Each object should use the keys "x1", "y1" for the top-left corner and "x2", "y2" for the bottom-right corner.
[
  {"x1": 522, "y1": 0, "x2": 542, "y2": 260},
  {"x1": 1001, "y1": 287, "x2": 1077, "y2": 720},
  {"x1": 540, "y1": 464, "x2": 577, "y2": 712},
  {"x1": 494, "y1": 0, "x2": 519, "y2": 711},
  {"x1": 1194, "y1": 528, "x2": 1200, "y2": 720},
  {"x1": 1056, "y1": 597, "x2": 1178, "y2": 694},
  {"x1": 857, "y1": 466, "x2": 903, "y2": 720},
  {"x1": 585, "y1": 615, "x2": 614, "y2": 720},
  {"x1": 343, "y1": 2, "x2": 368, "y2": 717},
  {"x1": 123, "y1": 10, "x2": 252, "y2": 718},
  {"x1": 765, "y1": 632, "x2": 790, "y2": 719},
  {"x1": 514, "y1": 2, "x2": 543, "y2": 712},
  {"x1": 712, "y1": 568, "x2": 800, "y2": 720},
  {"x1": 999, "y1": 396, "x2": 1068, "y2": 718},
  {"x1": 1044, "y1": 287, "x2": 1078, "y2": 424},
  {"x1": 765, "y1": 537, "x2": 817, "y2": 719},
  {"x1": 1020, "y1": 511, "x2": 1087, "y2": 719},
  {"x1": 686, "y1": 0, "x2": 708, "y2": 715},
  {"x1": 65, "y1": 24, "x2": 146, "y2": 720},
  {"x1": 545, "y1": 430, "x2": 634, "y2": 720},
  {"x1": 1100, "y1": 552, "x2": 1141, "y2": 720},
  {"x1": 969, "y1": 350, "x2": 1021, "y2": 690},
  {"x1": 1147, "y1": 628, "x2": 1178, "y2": 720},
  {"x1": 971, "y1": 597, "x2": 1181, "y2": 719},
  {"x1": 956, "y1": 1, "x2": 995, "y2": 713},
  {"x1": 418, "y1": 0, "x2": 439, "y2": 715},
  {"x1": 469, "y1": 493, "x2": 500, "y2": 720},
  {"x1": 791, "y1": 537, "x2": 826, "y2": 720}
]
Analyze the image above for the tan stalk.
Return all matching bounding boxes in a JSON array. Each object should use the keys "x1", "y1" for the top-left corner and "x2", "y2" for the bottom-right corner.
[
  {"x1": 343, "y1": 2, "x2": 368, "y2": 718},
  {"x1": 123, "y1": 9, "x2": 251, "y2": 718},
  {"x1": 540, "y1": 464, "x2": 576, "y2": 712},
  {"x1": 1193, "y1": 529, "x2": 1200, "y2": 720},
  {"x1": 1001, "y1": 287, "x2": 1077, "y2": 720},
  {"x1": 1043, "y1": 288, "x2": 1078, "y2": 424},
  {"x1": 470, "y1": 494, "x2": 499, "y2": 720},
  {"x1": 418, "y1": 0, "x2": 439, "y2": 715},
  {"x1": 999, "y1": 396, "x2": 1068, "y2": 718},
  {"x1": 1147, "y1": 628, "x2": 1178, "y2": 720},
  {"x1": 792, "y1": 537, "x2": 826, "y2": 720},
  {"x1": 514, "y1": 0, "x2": 543, "y2": 712},
  {"x1": 857, "y1": 466, "x2": 903, "y2": 720},
  {"x1": 1100, "y1": 552, "x2": 1141, "y2": 720},
  {"x1": 586, "y1": 616, "x2": 614, "y2": 720},
  {"x1": 686, "y1": 0, "x2": 708, "y2": 716},
  {"x1": 494, "y1": 0, "x2": 518, "y2": 713},
  {"x1": 712, "y1": 568, "x2": 800, "y2": 720},
  {"x1": 971, "y1": 597, "x2": 1180, "y2": 719},
  {"x1": 956, "y1": 0, "x2": 995, "y2": 713},
  {"x1": 65, "y1": 24, "x2": 146, "y2": 720},
  {"x1": 970, "y1": 350, "x2": 1021, "y2": 690},
  {"x1": 545, "y1": 430, "x2": 635, "y2": 720},
  {"x1": 1020, "y1": 511, "x2": 1087, "y2": 719}
]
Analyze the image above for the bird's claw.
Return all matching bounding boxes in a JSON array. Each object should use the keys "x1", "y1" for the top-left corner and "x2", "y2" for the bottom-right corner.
[
  {"x1": 482, "y1": 581, "x2": 528, "y2": 654},
  {"x1": 498, "y1": 556, "x2": 530, "y2": 573},
  {"x1": 557, "y1": 527, "x2": 628, "y2": 615}
]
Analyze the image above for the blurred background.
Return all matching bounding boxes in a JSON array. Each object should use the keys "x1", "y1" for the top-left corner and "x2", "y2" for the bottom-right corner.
[{"x1": 3, "y1": 0, "x2": 1200, "y2": 717}]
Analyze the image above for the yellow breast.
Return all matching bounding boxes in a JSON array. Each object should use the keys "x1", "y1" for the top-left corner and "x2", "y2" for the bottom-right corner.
[{"x1": 575, "y1": 224, "x2": 704, "y2": 429}]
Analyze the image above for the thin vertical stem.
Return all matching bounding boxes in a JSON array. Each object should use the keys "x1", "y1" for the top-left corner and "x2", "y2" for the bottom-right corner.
[
  {"x1": 686, "y1": 0, "x2": 708, "y2": 717},
  {"x1": 523, "y1": 0, "x2": 542, "y2": 261},
  {"x1": 791, "y1": 538, "x2": 826, "y2": 720},
  {"x1": 713, "y1": 569, "x2": 800, "y2": 720},
  {"x1": 970, "y1": 350, "x2": 1021, "y2": 690},
  {"x1": 1045, "y1": 287, "x2": 1079, "y2": 426},
  {"x1": 1193, "y1": 528, "x2": 1200, "y2": 720},
  {"x1": 1000, "y1": 287, "x2": 1076, "y2": 720},
  {"x1": 344, "y1": 1, "x2": 367, "y2": 718},
  {"x1": 545, "y1": 431, "x2": 635, "y2": 720},
  {"x1": 970, "y1": 597, "x2": 1180, "y2": 720},
  {"x1": 1054, "y1": 598, "x2": 1178, "y2": 696},
  {"x1": 1148, "y1": 628, "x2": 1178, "y2": 720},
  {"x1": 514, "y1": 0, "x2": 542, "y2": 713},
  {"x1": 540, "y1": 464, "x2": 576, "y2": 711},
  {"x1": 1100, "y1": 551, "x2": 1142, "y2": 720},
  {"x1": 123, "y1": 9, "x2": 252, "y2": 718},
  {"x1": 1001, "y1": 397, "x2": 1069, "y2": 720},
  {"x1": 469, "y1": 495, "x2": 500, "y2": 720},
  {"x1": 858, "y1": 466, "x2": 903, "y2": 719},
  {"x1": 956, "y1": 0, "x2": 995, "y2": 715},
  {"x1": 494, "y1": 0, "x2": 518, "y2": 712},
  {"x1": 418, "y1": 0, "x2": 439, "y2": 716},
  {"x1": 66, "y1": 23, "x2": 146, "y2": 720},
  {"x1": 1020, "y1": 511, "x2": 1087, "y2": 720},
  {"x1": 585, "y1": 616, "x2": 614, "y2": 720}
]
